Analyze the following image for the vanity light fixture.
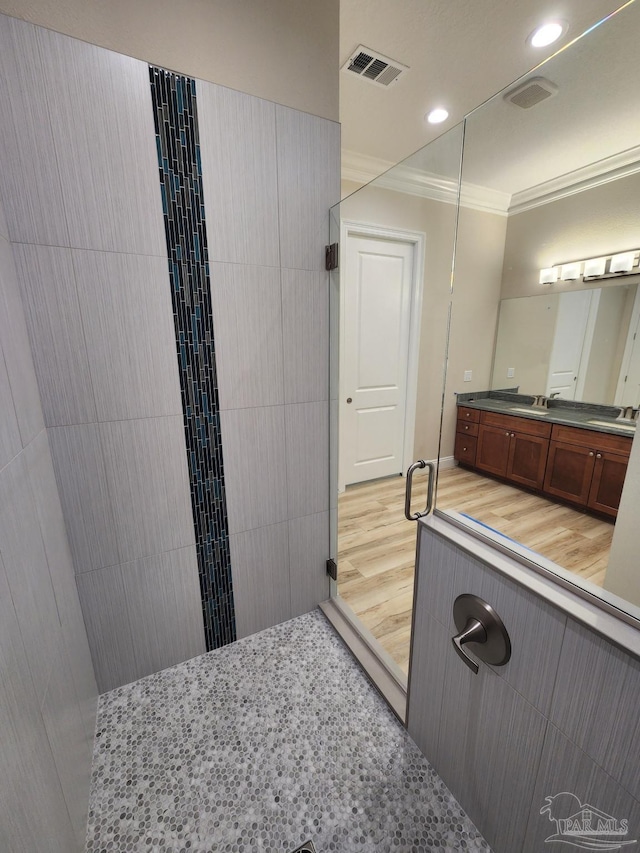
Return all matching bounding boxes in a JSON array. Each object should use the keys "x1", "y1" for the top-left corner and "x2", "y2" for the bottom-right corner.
[
  {"x1": 539, "y1": 267, "x2": 558, "y2": 284},
  {"x1": 610, "y1": 251, "x2": 636, "y2": 273},
  {"x1": 560, "y1": 261, "x2": 582, "y2": 281},
  {"x1": 540, "y1": 250, "x2": 640, "y2": 285},
  {"x1": 583, "y1": 257, "x2": 607, "y2": 277}
]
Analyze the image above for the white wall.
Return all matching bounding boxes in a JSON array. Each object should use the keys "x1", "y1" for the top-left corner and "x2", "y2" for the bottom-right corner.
[
  {"x1": 501, "y1": 171, "x2": 640, "y2": 299},
  {"x1": 0, "y1": 0, "x2": 339, "y2": 121}
]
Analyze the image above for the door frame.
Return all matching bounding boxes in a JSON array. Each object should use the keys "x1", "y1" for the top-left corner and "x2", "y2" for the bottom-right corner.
[{"x1": 339, "y1": 220, "x2": 426, "y2": 491}]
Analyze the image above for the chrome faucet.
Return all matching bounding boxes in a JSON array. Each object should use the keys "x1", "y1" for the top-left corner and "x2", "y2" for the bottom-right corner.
[
  {"x1": 532, "y1": 394, "x2": 548, "y2": 409},
  {"x1": 550, "y1": 392, "x2": 561, "y2": 399}
]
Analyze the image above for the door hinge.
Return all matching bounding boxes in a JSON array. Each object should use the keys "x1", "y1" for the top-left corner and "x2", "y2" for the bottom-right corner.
[
  {"x1": 326, "y1": 558, "x2": 337, "y2": 580},
  {"x1": 325, "y1": 243, "x2": 339, "y2": 271}
]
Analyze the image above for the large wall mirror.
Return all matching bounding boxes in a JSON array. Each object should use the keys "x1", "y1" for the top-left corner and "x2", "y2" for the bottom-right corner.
[{"x1": 436, "y1": 0, "x2": 640, "y2": 623}]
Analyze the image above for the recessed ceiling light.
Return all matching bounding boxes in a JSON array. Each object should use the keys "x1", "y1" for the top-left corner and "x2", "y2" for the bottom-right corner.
[
  {"x1": 528, "y1": 20, "x2": 566, "y2": 48},
  {"x1": 426, "y1": 107, "x2": 449, "y2": 124}
]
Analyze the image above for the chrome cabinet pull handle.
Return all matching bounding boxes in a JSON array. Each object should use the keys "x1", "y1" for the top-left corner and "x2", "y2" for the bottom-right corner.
[{"x1": 404, "y1": 459, "x2": 435, "y2": 521}]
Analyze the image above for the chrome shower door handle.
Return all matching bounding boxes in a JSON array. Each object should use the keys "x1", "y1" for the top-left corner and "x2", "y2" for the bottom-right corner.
[{"x1": 404, "y1": 459, "x2": 435, "y2": 521}]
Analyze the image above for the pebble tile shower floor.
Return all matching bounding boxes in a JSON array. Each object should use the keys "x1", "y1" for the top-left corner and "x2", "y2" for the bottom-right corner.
[{"x1": 86, "y1": 611, "x2": 491, "y2": 852}]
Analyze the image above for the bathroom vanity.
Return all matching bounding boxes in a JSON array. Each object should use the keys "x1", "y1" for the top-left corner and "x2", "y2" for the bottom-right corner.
[{"x1": 455, "y1": 397, "x2": 634, "y2": 518}]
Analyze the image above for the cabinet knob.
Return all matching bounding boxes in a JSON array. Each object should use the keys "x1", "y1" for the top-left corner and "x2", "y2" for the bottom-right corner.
[
  {"x1": 463, "y1": 446, "x2": 467, "y2": 452},
  {"x1": 464, "y1": 425, "x2": 469, "y2": 430},
  {"x1": 511, "y1": 433, "x2": 515, "y2": 438},
  {"x1": 505, "y1": 431, "x2": 510, "y2": 436},
  {"x1": 589, "y1": 451, "x2": 594, "y2": 457},
  {"x1": 596, "y1": 452, "x2": 602, "y2": 459}
]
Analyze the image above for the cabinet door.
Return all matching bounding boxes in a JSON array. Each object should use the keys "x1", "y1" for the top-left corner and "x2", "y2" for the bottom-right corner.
[
  {"x1": 476, "y1": 425, "x2": 510, "y2": 477},
  {"x1": 454, "y1": 432, "x2": 477, "y2": 466},
  {"x1": 507, "y1": 432, "x2": 549, "y2": 490},
  {"x1": 543, "y1": 440, "x2": 595, "y2": 505},
  {"x1": 588, "y1": 450, "x2": 628, "y2": 517}
]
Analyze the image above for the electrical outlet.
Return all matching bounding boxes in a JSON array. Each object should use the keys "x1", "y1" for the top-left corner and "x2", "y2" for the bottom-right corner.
[
  {"x1": 507, "y1": 367, "x2": 515, "y2": 378},
  {"x1": 463, "y1": 370, "x2": 472, "y2": 382}
]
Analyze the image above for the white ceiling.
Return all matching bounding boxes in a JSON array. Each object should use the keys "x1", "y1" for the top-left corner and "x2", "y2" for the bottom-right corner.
[{"x1": 340, "y1": 0, "x2": 632, "y2": 188}]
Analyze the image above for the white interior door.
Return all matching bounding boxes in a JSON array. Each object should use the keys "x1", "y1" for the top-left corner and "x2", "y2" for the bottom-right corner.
[
  {"x1": 341, "y1": 233, "x2": 415, "y2": 486},
  {"x1": 616, "y1": 286, "x2": 640, "y2": 406},
  {"x1": 546, "y1": 290, "x2": 594, "y2": 399}
]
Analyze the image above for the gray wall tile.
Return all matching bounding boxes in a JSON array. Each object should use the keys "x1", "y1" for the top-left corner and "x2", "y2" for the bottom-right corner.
[
  {"x1": 418, "y1": 528, "x2": 566, "y2": 715},
  {"x1": 550, "y1": 618, "x2": 640, "y2": 802},
  {"x1": 220, "y1": 406, "x2": 288, "y2": 534},
  {"x1": 275, "y1": 107, "x2": 340, "y2": 271},
  {"x1": 40, "y1": 646, "x2": 93, "y2": 847},
  {"x1": 49, "y1": 424, "x2": 120, "y2": 573},
  {"x1": 73, "y1": 250, "x2": 182, "y2": 421},
  {"x1": 24, "y1": 430, "x2": 97, "y2": 734},
  {"x1": 98, "y1": 416, "x2": 195, "y2": 563},
  {"x1": 282, "y1": 269, "x2": 329, "y2": 404},
  {"x1": 0, "y1": 236, "x2": 44, "y2": 445},
  {"x1": 436, "y1": 638, "x2": 547, "y2": 853},
  {"x1": 0, "y1": 348, "x2": 21, "y2": 469},
  {"x1": 121, "y1": 546, "x2": 206, "y2": 680},
  {"x1": 288, "y1": 511, "x2": 329, "y2": 617},
  {"x1": 406, "y1": 605, "x2": 449, "y2": 771},
  {"x1": 0, "y1": 453, "x2": 66, "y2": 704},
  {"x1": 0, "y1": 554, "x2": 78, "y2": 853},
  {"x1": 77, "y1": 565, "x2": 138, "y2": 693},
  {"x1": 523, "y1": 724, "x2": 640, "y2": 853},
  {"x1": 197, "y1": 83, "x2": 279, "y2": 267},
  {"x1": 0, "y1": 187, "x2": 8, "y2": 240},
  {"x1": 13, "y1": 243, "x2": 96, "y2": 426},
  {"x1": 285, "y1": 401, "x2": 329, "y2": 519},
  {"x1": 211, "y1": 263, "x2": 284, "y2": 410},
  {"x1": 230, "y1": 523, "x2": 291, "y2": 638},
  {"x1": 37, "y1": 28, "x2": 165, "y2": 256},
  {"x1": 0, "y1": 16, "x2": 69, "y2": 246}
]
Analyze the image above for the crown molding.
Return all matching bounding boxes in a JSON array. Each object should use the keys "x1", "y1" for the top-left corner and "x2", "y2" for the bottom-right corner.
[
  {"x1": 506, "y1": 144, "x2": 640, "y2": 214},
  {"x1": 341, "y1": 150, "x2": 510, "y2": 215},
  {"x1": 343, "y1": 143, "x2": 640, "y2": 218}
]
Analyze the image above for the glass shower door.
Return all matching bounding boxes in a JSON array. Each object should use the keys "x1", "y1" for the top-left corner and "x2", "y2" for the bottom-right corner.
[{"x1": 327, "y1": 123, "x2": 465, "y2": 681}]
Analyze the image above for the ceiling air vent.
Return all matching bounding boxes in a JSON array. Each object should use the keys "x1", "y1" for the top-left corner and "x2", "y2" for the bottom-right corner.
[
  {"x1": 342, "y1": 45, "x2": 408, "y2": 88},
  {"x1": 504, "y1": 76, "x2": 558, "y2": 109}
]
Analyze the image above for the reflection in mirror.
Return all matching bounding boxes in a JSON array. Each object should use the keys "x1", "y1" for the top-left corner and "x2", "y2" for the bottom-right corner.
[
  {"x1": 436, "y1": 0, "x2": 640, "y2": 622},
  {"x1": 329, "y1": 125, "x2": 463, "y2": 674},
  {"x1": 492, "y1": 283, "x2": 639, "y2": 404}
]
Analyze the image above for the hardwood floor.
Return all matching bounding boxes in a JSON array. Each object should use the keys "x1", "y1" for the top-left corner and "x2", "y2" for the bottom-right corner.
[{"x1": 337, "y1": 466, "x2": 614, "y2": 674}]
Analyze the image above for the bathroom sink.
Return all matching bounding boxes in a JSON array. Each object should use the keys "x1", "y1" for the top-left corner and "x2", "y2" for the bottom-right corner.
[
  {"x1": 588, "y1": 419, "x2": 636, "y2": 431},
  {"x1": 509, "y1": 407, "x2": 549, "y2": 416}
]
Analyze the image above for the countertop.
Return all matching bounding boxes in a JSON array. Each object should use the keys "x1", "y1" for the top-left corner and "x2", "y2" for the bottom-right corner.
[{"x1": 458, "y1": 395, "x2": 637, "y2": 439}]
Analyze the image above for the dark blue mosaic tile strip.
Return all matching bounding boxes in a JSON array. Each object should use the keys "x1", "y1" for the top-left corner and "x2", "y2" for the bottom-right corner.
[{"x1": 149, "y1": 66, "x2": 235, "y2": 652}]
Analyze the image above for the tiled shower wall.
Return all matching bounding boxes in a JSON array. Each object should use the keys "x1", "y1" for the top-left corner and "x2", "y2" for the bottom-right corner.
[
  {"x1": 0, "y1": 13, "x2": 339, "y2": 693},
  {"x1": 0, "y1": 194, "x2": 98, "y2": 848},
  {"x1": 408, "y1": 522, "x2": 640, "y2": 853}
]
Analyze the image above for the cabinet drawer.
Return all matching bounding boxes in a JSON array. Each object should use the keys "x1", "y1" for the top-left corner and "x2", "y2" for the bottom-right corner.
[
  {"x1": 457, "y1": 421, "x2": 478, "y2": 437},
  {"x1": 454, "y1": 432, "x2": 477, "y2": 465},
  {"x1": 458, "y1": 406, "x2": 480, "y2": 424},
  {"x1": 551, "y1": 424, "x2": 633, "y2": 456},
  {"x1": 480, "y1": 410, "x2": 551, "y2": 438}
]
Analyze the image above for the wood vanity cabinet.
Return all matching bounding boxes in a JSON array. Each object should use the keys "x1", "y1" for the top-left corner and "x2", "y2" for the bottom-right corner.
[
  {"x1": 475, "y1": 411, "x2": 550, "y2": 490},
  {"x1": 544, "y1": 425, "x2": 632, "y2": 517},
  {"x1": 454, "y1": 407, "x2": 479, "y2": 466},
  {"x1": 454, "y1": 408, "x2": 632, "y2": 518}
]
